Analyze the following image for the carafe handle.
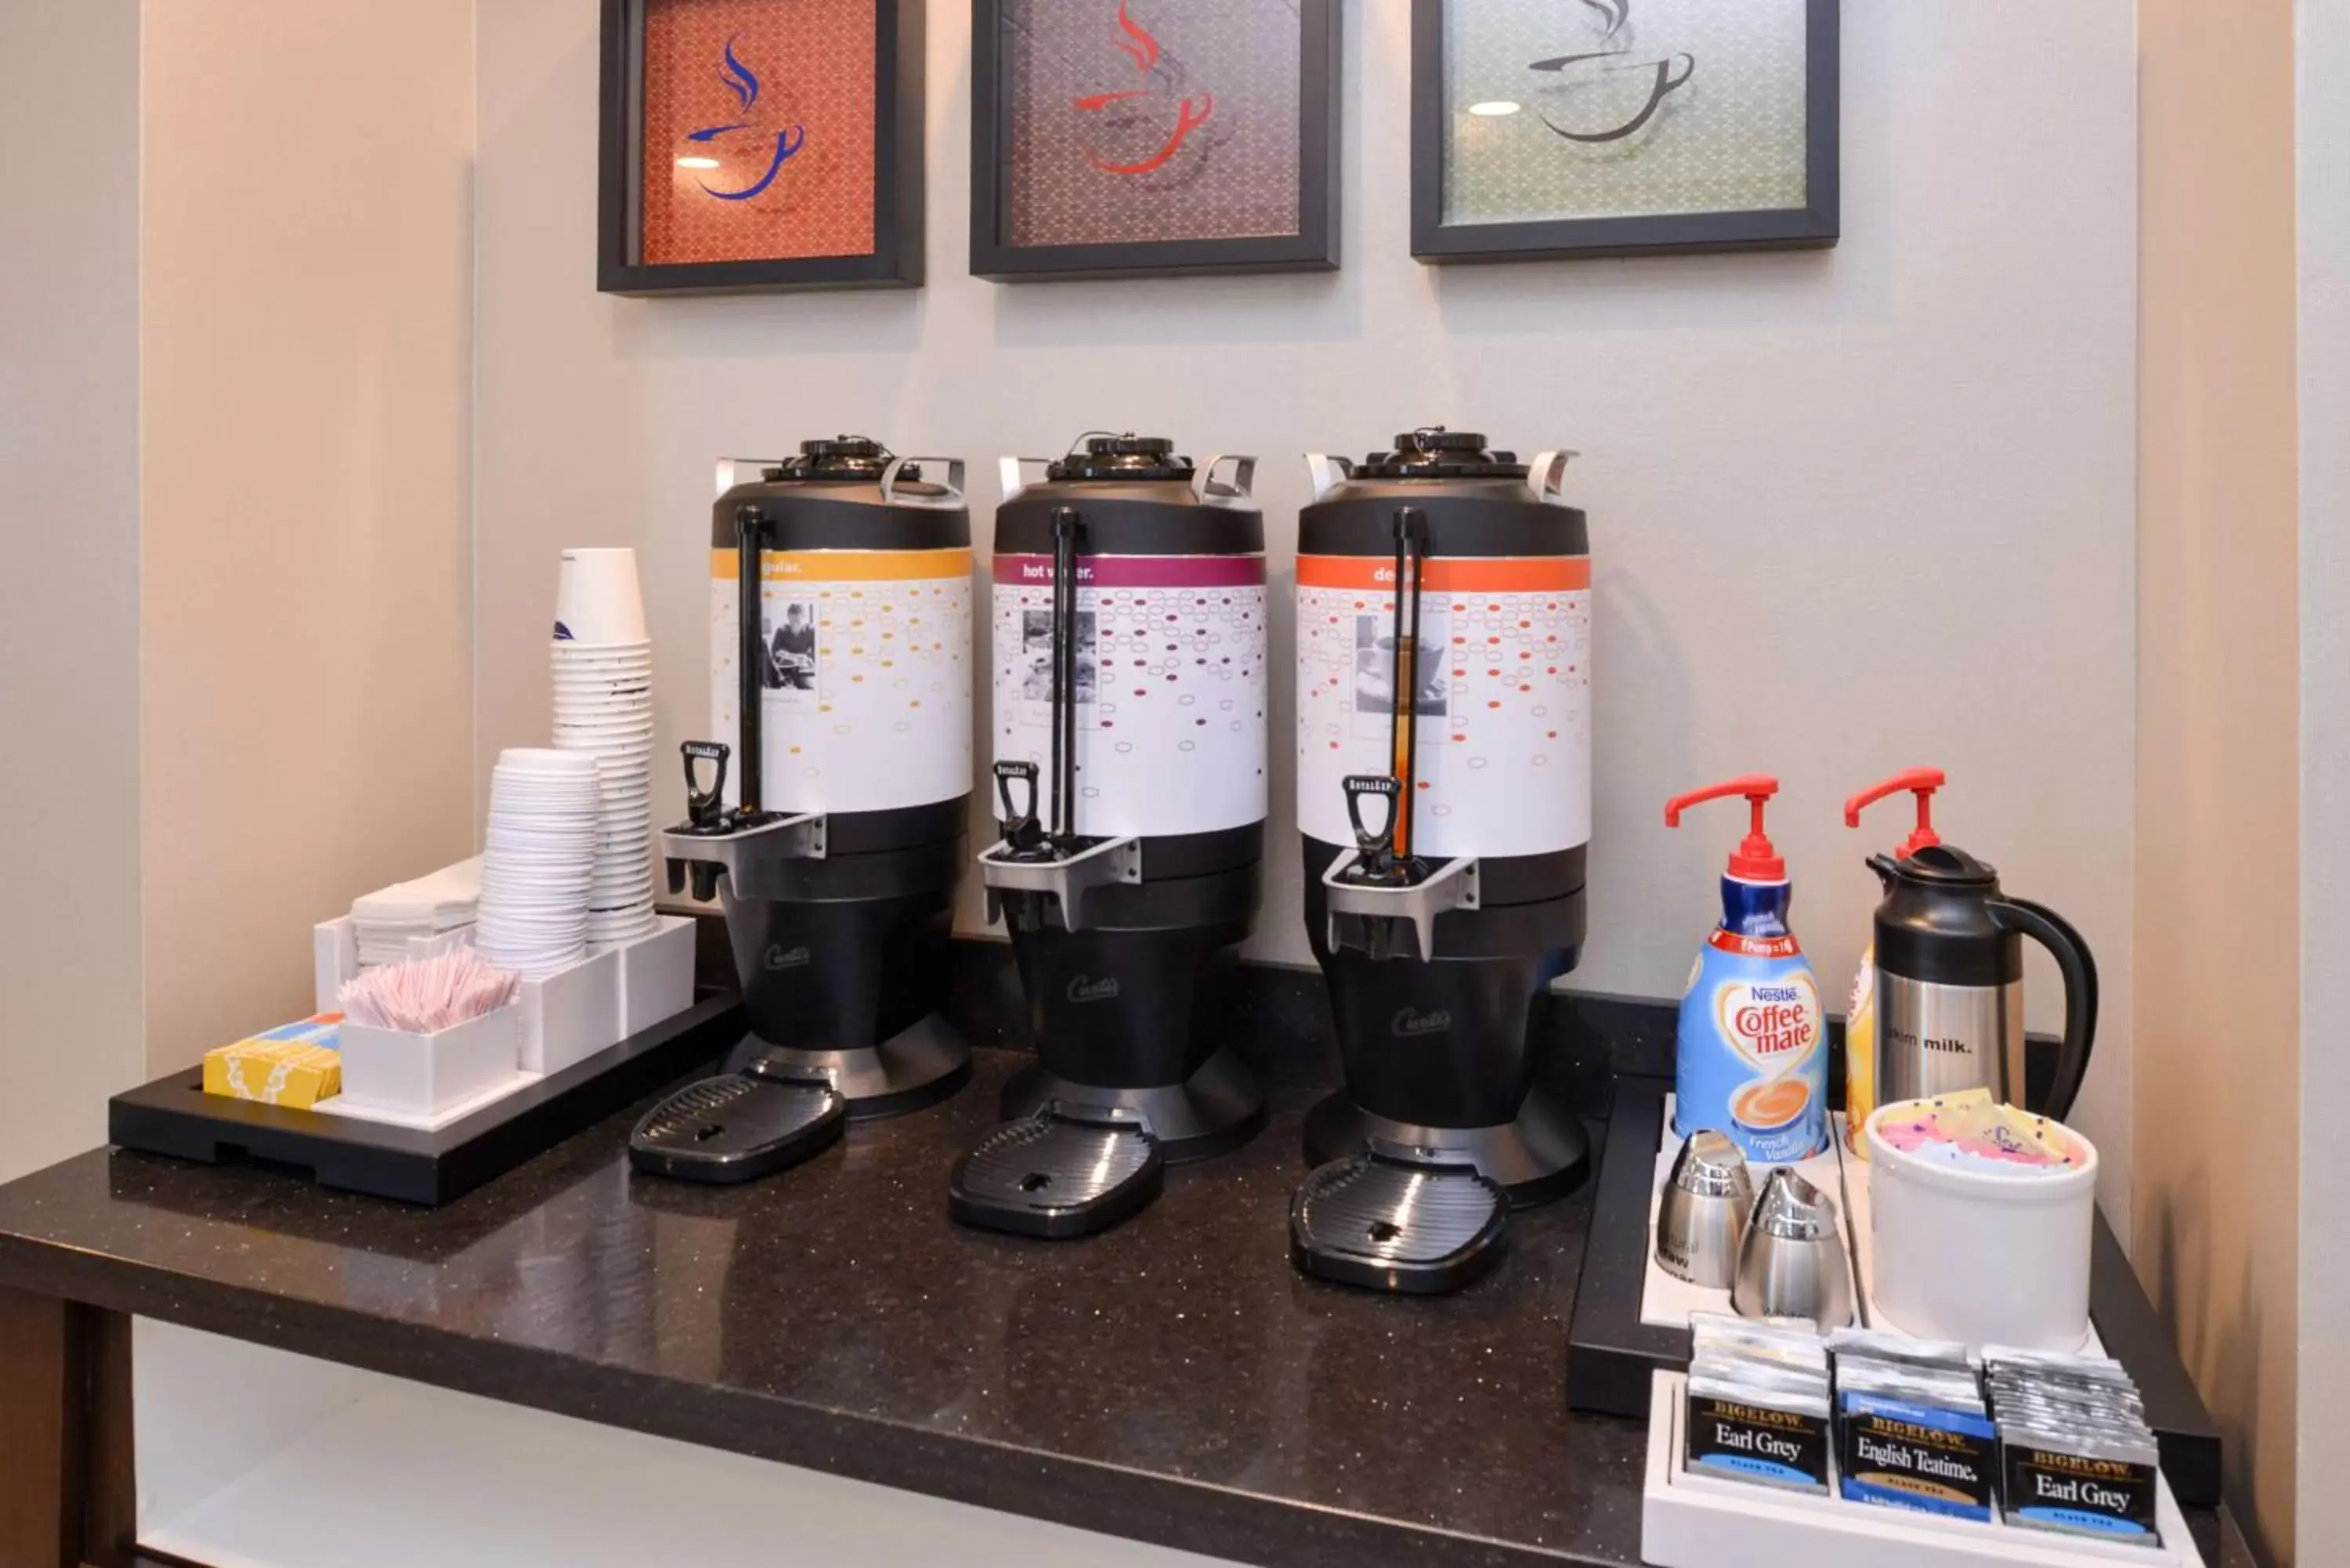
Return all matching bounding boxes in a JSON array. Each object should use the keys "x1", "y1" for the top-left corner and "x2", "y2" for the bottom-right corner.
[{"x1": 1987, "y1": 897, "x2": 2099, "y2": 1122}]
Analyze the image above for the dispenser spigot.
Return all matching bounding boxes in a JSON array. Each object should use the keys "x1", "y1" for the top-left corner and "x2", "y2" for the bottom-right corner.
[
  {"x1": 683, "y1": 741, "x2": 731, "y2": 831},
  {"x1": 1665, "y1": 775, "x2": 1787, "y2": 883},
  {"x1": 1842, "y1": 768, "x2": 1946, "y2": 858},
  {"x1": 993, "y1": 759, "x2": 1049, "y2": 858}
]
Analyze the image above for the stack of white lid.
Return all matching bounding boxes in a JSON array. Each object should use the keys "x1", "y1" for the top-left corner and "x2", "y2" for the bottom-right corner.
[
  {"x1": 473, "y1": 750, "x2": 602, "y2": 978},
  {"x1": 550, "y1": 547, "x2": 657, "y2": 946}
]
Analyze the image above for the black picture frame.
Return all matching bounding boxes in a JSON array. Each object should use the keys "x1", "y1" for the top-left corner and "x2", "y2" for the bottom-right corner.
[
  {"x1": 970, "y1": 0, "x2": 1340, "y2": 282},
  {"x1": 1410, "y1": 0, "x2": 1838, "y2": 264},
  {"x1": 598, "y1": 0, "x2": 924, "y2": 296}
]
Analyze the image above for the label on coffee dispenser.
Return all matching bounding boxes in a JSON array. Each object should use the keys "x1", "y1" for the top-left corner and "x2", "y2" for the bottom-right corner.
[
  {"x1": 710, "y1": 549, "x2": 974, "y2": 813},
  {"x1": 990, "y1": 554, "x2": 1268, "y2": 838},
  {"x1": 1295, "y1": 555, "x2": 1591, "y2": 859}
]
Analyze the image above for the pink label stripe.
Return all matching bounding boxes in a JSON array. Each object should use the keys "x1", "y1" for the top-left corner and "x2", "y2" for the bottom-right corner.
[{"x1": 994, "y1": 554, "x2": 1265, "y2": 588}]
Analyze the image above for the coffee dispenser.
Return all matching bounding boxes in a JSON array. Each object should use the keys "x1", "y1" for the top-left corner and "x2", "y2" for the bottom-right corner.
[
  {"x1": 1286, "y1": 429, "x2": 1592, "y2": 1293},
  {"x1": 951, "y1": 435, "x2": 1269, "y2": 1238},
  {"x1": 1845, "y1": 771, "x2": 2099, "y2": 1122},
  {"x1": 634, "y1": 440, "x2": 975, "y2": 1183}
]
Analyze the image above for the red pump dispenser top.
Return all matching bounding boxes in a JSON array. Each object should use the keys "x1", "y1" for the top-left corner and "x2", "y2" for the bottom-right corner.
[
  {"x1": 1843, "y1": 768, "x2": 1946, "y2": 858},
  {"x1": 1665, "y1": 775, "x2": 1786, "y2": 883}
]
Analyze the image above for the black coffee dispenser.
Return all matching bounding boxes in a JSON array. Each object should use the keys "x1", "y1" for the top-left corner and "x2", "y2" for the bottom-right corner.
[
  {"x1": 950, "y1": 436, "x2": 1269, "y2": 1237},
  {"x1": 632, "y1": 442, "x2": 974, "y2": 1183},
  {"x1": 1287, "y1": 432, "x2": 1593, "y2": 1293}
]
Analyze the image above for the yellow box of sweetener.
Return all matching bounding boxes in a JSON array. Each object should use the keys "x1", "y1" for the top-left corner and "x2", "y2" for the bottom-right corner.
[{"x1": 202, "y1": 1015, "x2": 343, "y2": 1108}]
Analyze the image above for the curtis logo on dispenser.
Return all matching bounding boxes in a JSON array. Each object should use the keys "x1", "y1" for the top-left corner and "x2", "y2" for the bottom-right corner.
[
  {"x1": 1067, "y1": 975, "x2": 1121, "y2": 1003},
  {"x1": 765, "y1": 945, "x2": 812, "y2": 971},
  {"x1": 1716, "y1": 975, "x2": 1821, "y2": 1070},
  {"x1": 1392, "y1": 1006, "x2": 1452, "y2": 1038}
]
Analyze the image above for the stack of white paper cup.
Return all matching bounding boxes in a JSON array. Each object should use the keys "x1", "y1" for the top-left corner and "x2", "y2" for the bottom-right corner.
[
  {"x1": 475, "y1": 750, "x2": 602, "y2": 978},
  {"x1": 550, "y1": 548, "x2": 657, "y2": 946}
]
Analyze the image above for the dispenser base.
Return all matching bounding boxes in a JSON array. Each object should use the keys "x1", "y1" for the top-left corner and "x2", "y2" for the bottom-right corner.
[
  {"x1": 949, "y1": 1105, "x2": 1166, "y2": 1240},
  {"x1": 739, "y1": 1013, "x2": 971, "y2": 1121},
  {"x1": 999, "y1": 1046, "x2": 1266, "y2": 1164},
  {"x1": 1301, "y1": 1082, "x2": 1591, "y2": 1208},
  {"x1": 627, "y1": 1073, "x2": 847, "y2": 1185},
  {"x1": 1290, "y1": 1150, "x2": 1509, "y2": 1295}
]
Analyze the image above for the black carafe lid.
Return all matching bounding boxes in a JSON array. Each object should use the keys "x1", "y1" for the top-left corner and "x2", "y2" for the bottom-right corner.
[
  {"x1": 1885, "y1": 844, "x2": 1998, "y2": 887},
  {"x1": 1871, "y1": 844, "x2": 2019, "y2": 987}
]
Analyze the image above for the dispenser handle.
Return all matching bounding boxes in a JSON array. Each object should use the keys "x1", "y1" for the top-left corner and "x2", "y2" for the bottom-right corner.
[
  {"x1": 880, "y1": 456, "x2": 966, "y2": 508},
  {"x1": 1305, "y1": 453, "x2": 1355, "y2": 504},
  {"x1": 999, "y1": 457, "x2": 1052, "y2": 504},
  {"x1": 1524, "y1": 450, "x2": 1579, "y2": 506},
  {"x1": 1665, "y1": 775, "x2": 1785, "y2": 882},
  {"x1": 1987, "y1": 896, "x2": 2099, "y2": 1122},
  {"x1": 1664, "y1": 776, "x2": 1780, "y2": 826},
  {"x1": 1843, "y1": 768, "x2": 1947, "y2": 858},
  {"x1": 1194, "y1": 454, "x2": 1258, "y2": 505},
  {"x1": 682, "y1": 741, "x2": 731, "y2": 829},
  {"x1": 1344, "y1": 774, "x2": 1401, "y2": 860},
  {"x1": 993, "y1": 759, "x2": 1044, "y2": 852},
  {"x1": 715, "y1": 457, "x2": 784, "y2": 498}
]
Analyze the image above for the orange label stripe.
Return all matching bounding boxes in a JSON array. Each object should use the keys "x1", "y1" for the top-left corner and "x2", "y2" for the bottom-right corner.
[
  {"x1": 1296, "y1": 555, "x2": 1589, "y2": 592},
  {"x1": 711, "y1": 547, "x2": 973, "y2": 583}
]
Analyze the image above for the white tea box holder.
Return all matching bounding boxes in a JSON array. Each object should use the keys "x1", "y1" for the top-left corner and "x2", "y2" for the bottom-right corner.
[{"x1": 1642, "y1": 1373, "x2": 2204, "y2": 1568}]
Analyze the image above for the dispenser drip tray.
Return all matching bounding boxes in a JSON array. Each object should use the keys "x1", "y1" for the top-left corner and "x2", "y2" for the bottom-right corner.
[
  {"x1": 949, "y1": 1104, "x2": 1165, "y2": 1239},
  {"x1": 627, "y1": 1072, "x2": 846, "y2": 1184},
  {"x1": 1289, "y1": 1147, "x2": 1509, "y2": 1295}
]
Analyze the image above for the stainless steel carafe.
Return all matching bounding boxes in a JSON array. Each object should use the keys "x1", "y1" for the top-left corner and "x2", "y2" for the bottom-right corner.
[{"x1": 1867, "y1": 840, "x2": 2097, "y2": 1120}]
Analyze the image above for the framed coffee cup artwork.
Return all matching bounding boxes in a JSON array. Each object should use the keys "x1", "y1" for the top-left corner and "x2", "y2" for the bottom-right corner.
[
  {"x1": 971, "y1": 0, "x2": 1341, "y2": 281},
  {"x1": 1411, "y1": 0, "x2": 1838, "y2": 263},
  {"x1": 598, "y1": 0, "x2": 924, "y2": 294}
]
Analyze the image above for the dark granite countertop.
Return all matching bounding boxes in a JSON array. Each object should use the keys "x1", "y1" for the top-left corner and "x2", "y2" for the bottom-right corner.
[
  {"x1": 0, "y1": 1050, "x2": 1648, "y2": 1568},
  {"x1": 0, "y1": 1032, "x2": 2258, "y2": 1567}
]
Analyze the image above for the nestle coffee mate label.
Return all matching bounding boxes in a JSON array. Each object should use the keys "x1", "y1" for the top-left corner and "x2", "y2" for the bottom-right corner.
[{"x1": 1676, "y1": 927, "x2": 1827, "y2": 1163}]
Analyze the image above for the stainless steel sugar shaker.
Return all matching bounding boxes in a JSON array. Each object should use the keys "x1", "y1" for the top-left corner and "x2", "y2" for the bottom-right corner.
[
  {"x1": 1657, "y1": 1130, "x2": 1754, "y2": 1288},
  {"x1": 1731, "y1": 1167, "x2": 1854, "y2": 1328}
]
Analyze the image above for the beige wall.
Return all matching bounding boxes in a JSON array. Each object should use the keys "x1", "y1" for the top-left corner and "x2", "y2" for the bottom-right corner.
[
  {"x1": 0, "y1": 0, "x2": 146, "y2": 1181},
  {"x1": 474, "y1": 0, "x2": 2146, "y2": 1216},
  {"x1": 139, "y1": 0, "x2": 479, "y2": 1071},
  {"x1": 2298, "y1": 2, "x2": 2350, "y2": 1559},
  {"x1": 2135, "y1": 2, "x2": 2301, "y2": 1561}
]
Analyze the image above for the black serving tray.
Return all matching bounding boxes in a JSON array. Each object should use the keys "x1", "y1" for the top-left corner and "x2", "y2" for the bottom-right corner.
[
  {"x1": 109, "y1": 995, "x2": 744, "y2": 1205},
  {"x1": 1565, "y1": 1074, "x2": 2225, "y2": 1510}
]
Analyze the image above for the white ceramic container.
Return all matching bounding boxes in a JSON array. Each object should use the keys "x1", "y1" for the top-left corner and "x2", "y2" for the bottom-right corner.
[{"x1": 1862, "y1": 1098, "x2": 2099, "y2": 1352}]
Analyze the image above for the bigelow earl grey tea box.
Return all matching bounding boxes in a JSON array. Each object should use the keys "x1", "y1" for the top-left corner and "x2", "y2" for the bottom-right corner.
[
  {"x1": 1684, "y1": 1387, "x2": 1830, "y2": 1494},
  {"x1": 2001, "y1": 1440, "x2": 2160, "y2": 1545}
]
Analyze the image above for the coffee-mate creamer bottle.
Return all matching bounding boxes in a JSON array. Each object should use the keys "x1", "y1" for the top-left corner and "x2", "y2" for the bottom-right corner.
[
  {"x1": 1665, "y1": 776, "x2": 1827, "y2": 1163},
  {"x1": 1838, "y1": 768, "x2": 1948, "y2": 1157}
]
